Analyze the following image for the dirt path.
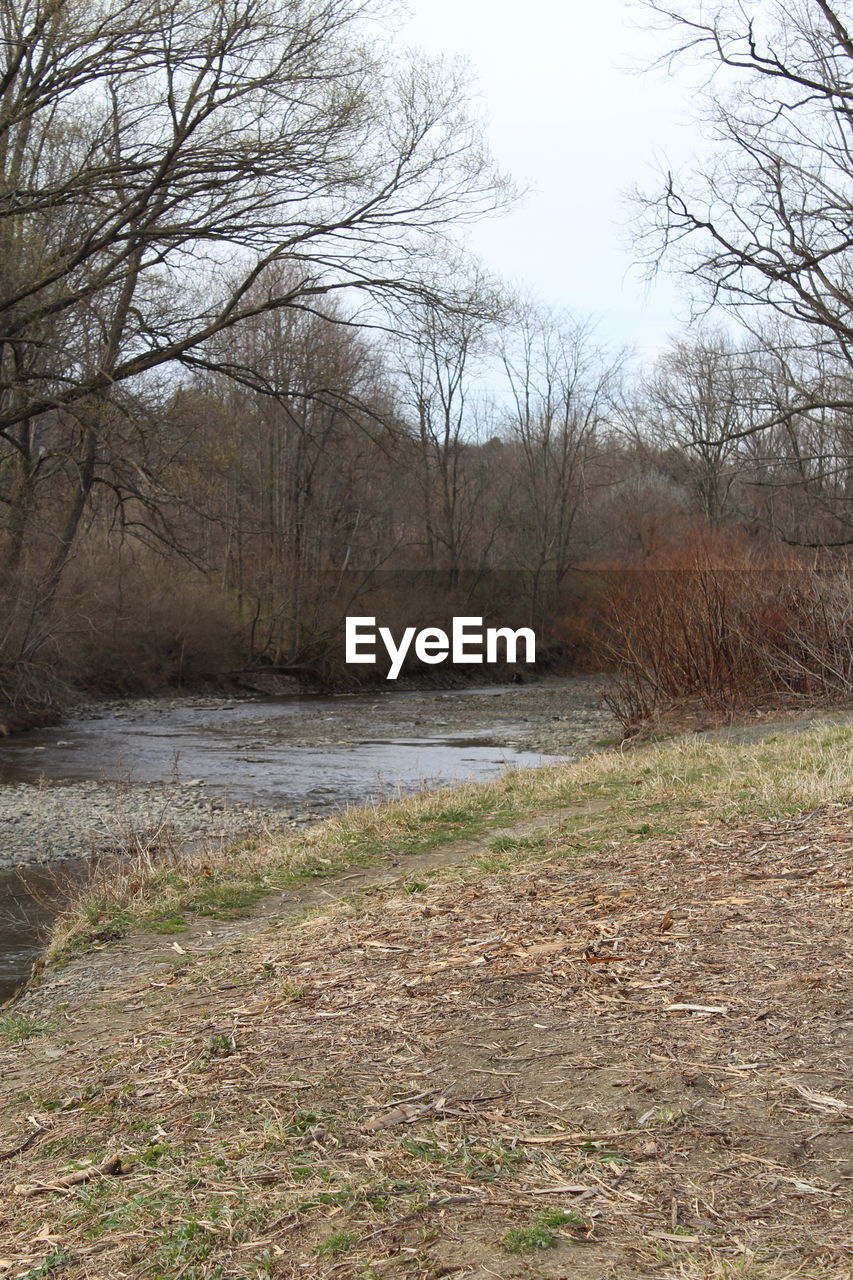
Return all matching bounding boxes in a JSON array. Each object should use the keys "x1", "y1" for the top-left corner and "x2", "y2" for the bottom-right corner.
[{"x1": 8, "y1": 797, "x2": 612, "y2": 1036}]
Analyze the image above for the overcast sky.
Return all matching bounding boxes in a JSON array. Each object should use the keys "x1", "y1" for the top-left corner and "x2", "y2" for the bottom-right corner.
[{"x1": 400, "y1": 0, "x2": 701, "y2": 360}]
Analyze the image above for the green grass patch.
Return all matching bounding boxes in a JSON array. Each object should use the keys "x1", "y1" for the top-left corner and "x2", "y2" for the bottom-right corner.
[
  {"x1": 502, "y1": 1208, "x2": 590, "y2": 1253},
  {"x1": 400, "y1": 1133, "x2": 524, "y2": 1181},
  {"x1": 204, "y1": 1033, "x2": 237, "y2": 1059},
  {"x1": 578, "y1": 1140, "x2": 630, "y2": 1163},
  {"x1": 315, "y1": 1229, "x2": 356, "y2": 1258},
  {"x1": 149, "y1": 915, "x2": 188, "y2": 934},
  {"x1": 18, "y1": 1249, "x2": 73, "y2": 1279},
  {"x1": 150, "y1": 1215, "x2": 222, "y2": 1278},
  {"x1": 538, "y1": 1209, "x2": 589, "y2": 1229},
  {"x1": 188, "y1": 880, "x2": 267, "y2": 917},
  {"x1": 501, "y1": 1223, "x2": 558, "y2": 1253},
  {"x1": 487, "y1": 832, "x2": 547, "y2": 853},
  {"x1": 0, "y1": 1012, "x2": 51, "y2": 1045}
]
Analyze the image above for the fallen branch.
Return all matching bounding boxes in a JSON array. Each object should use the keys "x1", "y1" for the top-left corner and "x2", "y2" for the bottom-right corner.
[
  {"x1": 14, "y1": 1152, "x2": 131, "y2": 1197},
  {"x1": 0, "y1": 1128, "x2": 44, "y2": 1163}
]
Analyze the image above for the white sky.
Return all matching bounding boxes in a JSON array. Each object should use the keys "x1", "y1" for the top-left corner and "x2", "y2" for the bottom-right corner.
[{"x1": 399, "y1": 0, "x2": 702, "y2": 360}]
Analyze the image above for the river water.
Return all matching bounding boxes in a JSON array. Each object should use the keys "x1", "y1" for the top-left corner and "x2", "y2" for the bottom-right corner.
[
  {"x1": 0, "y1": 691, "x2": 559, "y2": 808},
  {"x1": 0, "y1": 684, "x2": 603, "y2": 1000}
]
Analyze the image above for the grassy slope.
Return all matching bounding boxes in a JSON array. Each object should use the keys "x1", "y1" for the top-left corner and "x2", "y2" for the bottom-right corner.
[
  {"x1": 0, "y1": 724, "x2": 850, "y2": 1280},
  {"x1": 43, "y1": 722, "x2": 852, "y2": 963}
]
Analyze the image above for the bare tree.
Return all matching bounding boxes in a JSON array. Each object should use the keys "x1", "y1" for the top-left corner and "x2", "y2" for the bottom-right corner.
[
  {"x1": 638, "y1": 2, "x2": 853, "y2": 358},
  {"x1": 636, "y1": 0, "x2": 853, "y2": 541},
  {"x1": 629, "y1": 328, "x2": 759, "y2": 527},
  {"x1": 189, "y1": 273, "x2": 400, "y2": 657},
  {"x1": 498, "y1": 304, "x2": 617, "y2": 598},
  {"x1": 0, "y1": 0, "x2": 509, "y2": 609},
  {"x1": 735, "y1": 327, "x2": 853, "y2": 545},
  {"x1": 392, "y1": 281, "x2": 503, "y2": 577}
]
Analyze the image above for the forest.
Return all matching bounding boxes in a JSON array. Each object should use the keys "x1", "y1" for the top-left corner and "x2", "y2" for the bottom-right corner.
[{"x1": 1, "y1": 0, "x2": 851, "y2": 730}]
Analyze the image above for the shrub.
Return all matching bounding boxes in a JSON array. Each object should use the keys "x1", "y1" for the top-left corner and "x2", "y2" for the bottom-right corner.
[{"x1": 581, "y1": 528, "x2": 852, "y2": 732}]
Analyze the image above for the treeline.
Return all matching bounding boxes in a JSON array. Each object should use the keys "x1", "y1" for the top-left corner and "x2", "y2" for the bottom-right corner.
[
  {"x1": 3, "y1": 283, "x2": 851, "y2": 716},
  {"x1": 1, "y1": 0, "x2": 852, "y2": 727}
]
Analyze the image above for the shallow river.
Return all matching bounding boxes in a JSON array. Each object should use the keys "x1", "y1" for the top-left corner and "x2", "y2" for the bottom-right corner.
[
  {"x1": 0, "y1": 690, "x2": 558, "y2": 808},
  {"x1": 0, "y1": 684, "x2": 599, "y2": 1000}
]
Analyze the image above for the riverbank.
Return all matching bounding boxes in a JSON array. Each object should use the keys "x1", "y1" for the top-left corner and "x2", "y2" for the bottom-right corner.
[
  {"x1": 0, "y1": 723, "x2": 850, "y2": 1279},
  {"x1": 0, "y1": 677, "x2": 614, "y2": 874},
  {"x1": 0, "y1": 662, "x2": 584, "y2": 738},
  {"x1": 0, "y1": 678, "x2": 616, "y2": 1001}
]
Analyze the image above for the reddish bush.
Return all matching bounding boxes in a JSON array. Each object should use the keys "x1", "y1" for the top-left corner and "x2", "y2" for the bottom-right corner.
[{"x1": 576, "y1": 527, "x2": 852, "y2": 733}]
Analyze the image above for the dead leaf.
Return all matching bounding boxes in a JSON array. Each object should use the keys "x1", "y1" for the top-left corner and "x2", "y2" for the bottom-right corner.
[
  {"x1": 525, "y1": 941, "x2": 568, "y2": 957},
  {"x1": 364, "y1": 1103, "x2": 434, "y2": 1131},
  {"x1": 649, "y1": 1233, "x2": 702, "y2": 1244}
]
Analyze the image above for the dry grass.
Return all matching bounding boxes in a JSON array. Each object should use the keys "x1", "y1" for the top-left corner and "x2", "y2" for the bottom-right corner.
[{"x1": 41, "y1": 720, "x2": 853, "y2": 966}]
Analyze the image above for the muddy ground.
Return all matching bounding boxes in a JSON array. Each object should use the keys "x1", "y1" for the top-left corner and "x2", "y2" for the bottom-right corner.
[{"x1": 0, "y1": 788, "x2": 849, "y2": 1279}]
